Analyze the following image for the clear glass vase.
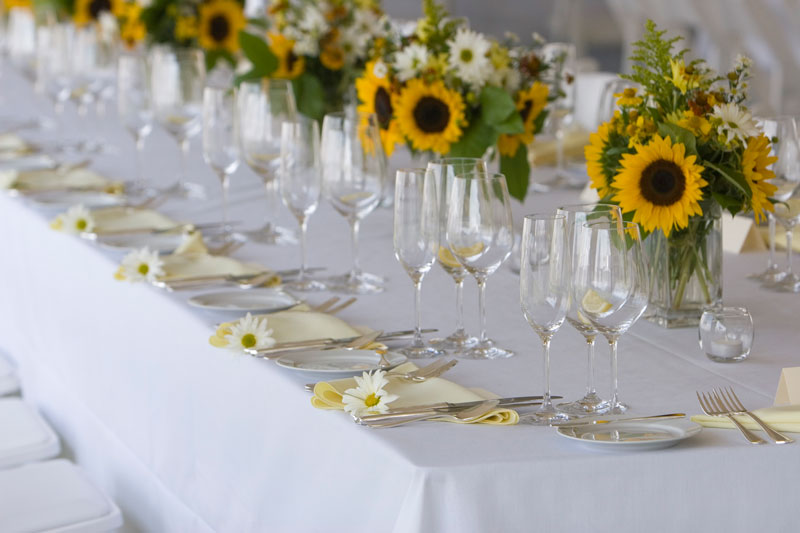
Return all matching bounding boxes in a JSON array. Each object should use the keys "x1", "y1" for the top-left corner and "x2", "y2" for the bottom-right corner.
[{"x1": 645, "y1": 205, "x2": 722, "y2": 328}]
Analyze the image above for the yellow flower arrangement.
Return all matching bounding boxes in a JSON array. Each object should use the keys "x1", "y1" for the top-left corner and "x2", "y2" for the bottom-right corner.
[
  {"x1": 394, "y1": 79, "x2": 465, "y2": 155},
  {"x1": 355, "y1": 60, "x2": 403, "y2": 156},
  {"x1": 269, "y1": 32, "x2": 305, "y2": 79},
  {"x1": 497, "y1": 81, "x2": 549, "y2": 157},
  {"x1": 197, "y1": 0, "x2": 245, "y2": 54},
  {"x1": 73, "y1": 0, "x2": 121, "y2": 27}
]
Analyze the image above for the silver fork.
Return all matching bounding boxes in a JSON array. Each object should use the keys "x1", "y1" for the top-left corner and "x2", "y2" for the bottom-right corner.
[
  {"x1": 325, "y1": 297, "x2": 357, "y2": 315},
  {"x1": 717, "y1": 387, "x2": 793, "y2": 444},
  {"x1": 697, "y1": 390, "x2": 765, "y2": 444},
  {"x1": 303, "y1": 359, "x2": 457, "y2": 392}
]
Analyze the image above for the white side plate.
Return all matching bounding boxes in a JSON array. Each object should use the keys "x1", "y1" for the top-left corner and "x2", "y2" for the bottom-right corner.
[
  {"x1": 26, "y1": 190, "x2": 125, "y2": 209},
  {"x1": 275, "y1": 349, "x2": 407, "y2": 379},
  {"x1": 556, "y1": 420, "x2": 702, "y2": 451},
  {"x1": 188, "y1": 288, "x2": 299, "y2": 313}
]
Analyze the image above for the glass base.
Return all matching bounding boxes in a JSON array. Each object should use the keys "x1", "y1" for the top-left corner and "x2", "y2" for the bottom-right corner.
[
  {"x1": 645, "y1": 309, "x2": 704, "y2": 328},
  {"x1": 519, "y1": 407, "x2": 571, "y2": 426},
  {"x1": 397, "y1": 344, "x2": 444, "y2": 359},
  {"x1": 748, "y1": 264, "x2": 785, "y2": 284},
  {"x1": 460, "y1": 340, "x2": 513, "y2": 360},
  {"x1": 326, "y1": 272, "x2": 385, "y2": 294},
  {"x1": 602, "y1": 401, "x2": 628, "y2": 415},
  {"x1": 163, "y1": 181, "x2": 206, "y2": 200},
  {"x1": 244, "y1": 224, "x2": 297, "y2": 245},
  {"x1": 284, "y1": 278, "x2": 327, "y2": 292},
  {"x1": 771, "y1": 273, "x2": 800, "y2": 293},
  {"x1": 557, "y1": 392, "x2": 609, "y2": 416},
  {"x1": 429, "y1": 330, "x2": 478, "y2": 353}
]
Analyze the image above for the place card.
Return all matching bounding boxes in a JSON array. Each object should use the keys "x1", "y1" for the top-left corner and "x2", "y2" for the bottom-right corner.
[
  {"x1": 775, "y1": 367, "x2": 800, "y2": 405},
  {"x1": 722, "y1": 215, "x2": 765, "y2": 254},
  {"x1": 578, "y1": 182, "x2": 600, "y2": 203}
]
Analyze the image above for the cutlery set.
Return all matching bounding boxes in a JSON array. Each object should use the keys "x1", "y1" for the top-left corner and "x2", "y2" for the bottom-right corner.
[{"x1": 697, "y1": 387, "x2": 793, "y2": 444}]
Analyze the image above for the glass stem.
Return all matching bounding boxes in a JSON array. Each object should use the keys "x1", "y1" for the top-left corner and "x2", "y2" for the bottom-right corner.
[
  {"x1": 454, "y1": 278, "x2": 465, "y2": 335},
  {"x1": 413, "y1": 279, "x2": 423, "y2": 346},
  {"x1": 349, "y1": 217, "x2": 362, "y2": 279},
  {"x1": 555, "y1": 115, "x2": 565, "y2": 173},
  {"x1": 134, "y1": 134, "x2": 145, "y2": 191},
  {"x1": 768, "y1": 214, "x2": 776, "y2": 267},
  {"x1": 585, "y1": 335, "x2": 596, "y2": 396},
  {"x1": 262, "y1": 177, "x2": 277, "y2": 229},
  {"x1": 298, "y1": 217, "x2": 308, "y2": 282},
  {"x1": 609, "y1": 337, "x2": 619, "y2": 408},
  {"x1": 219, "y1": 171, "x2": 230, "y2": 236},
  {"x1": 787, "y1": 228, "x2": 795, "y2": 277},
  {"x1": 540, "y1": 335, "x2": 553, "y2": 409},
  {"x1": 476, "y1": 277, "x2": 488, "y2": 343},
  {"x1": 178, "y1": 137, "x2": 190, "y2": 188}
]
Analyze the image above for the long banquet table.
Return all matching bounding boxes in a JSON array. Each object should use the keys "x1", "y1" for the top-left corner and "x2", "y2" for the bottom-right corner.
[{"x1": 1, "y1": 66, "x2": 799, "y2": 533}]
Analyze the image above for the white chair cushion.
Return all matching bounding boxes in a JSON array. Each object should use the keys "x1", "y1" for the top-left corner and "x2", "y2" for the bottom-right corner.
[
  {"x1": 0, "y1": 355, "x2": 19, "y2": 396},
  {"x1": 0, "y1": 398, "x2": 59, "y2": 469},
  {"x1": 0, "y1": 459, "x2": 123, "y2": 533}
]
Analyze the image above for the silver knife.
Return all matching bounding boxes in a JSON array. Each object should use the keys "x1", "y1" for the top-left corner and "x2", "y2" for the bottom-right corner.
[
  {"x1": 358, "y1": 395, "x2": 563, "y2": 421},
  {"x1": 555, "y1": 413, "x2": 686, "y2": 428},
  {"x1": 244, "y1": 328, "x2": 437, "y2": 356}
]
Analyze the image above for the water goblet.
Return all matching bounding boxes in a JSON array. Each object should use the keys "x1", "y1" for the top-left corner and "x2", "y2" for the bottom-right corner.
[
  {"x1": 280, "y1": 116, "x2": 326, "y2": 291},
  {"x1": 202, "y1": 86, "x2": 240, "y2": 238},
  {"x1": 446, "y1": 172, "x2": 515, "y2": 359},
  {"x1": 117, "y1": 52, "x2": 153, "y2": 193},
  {"x1": 519, "y1": 214, "x2": 570, "y2": 425},
  {"x1": 573, "y1": 221, "x2": 649, "y2": 414}
]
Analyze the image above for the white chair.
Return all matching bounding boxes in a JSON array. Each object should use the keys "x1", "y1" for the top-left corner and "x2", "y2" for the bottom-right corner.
[
  {"x1": 0, "y1": 398, "x2": 59, "y2": 469},
  {"x1": 0, "y1": 354, "x2": 20, "y2": 396},
  {"x1": 0, "y1": 459, "x2": 123, "y2": 532}
]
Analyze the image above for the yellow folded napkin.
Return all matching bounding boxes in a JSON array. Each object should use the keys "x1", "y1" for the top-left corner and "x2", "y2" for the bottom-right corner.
[
  {"x1": 761, "y1": 225, "x2": 800, "y2": 252},
  {"x1": 527, "y1": 127, "x2": 590, "y2": 167},
  {"x1": 691, "y1": 404, "x2": 800, "y2": 433},
  {"x1": 0, "y1": 134, "x2": 29, "y2": 156},
  {"x1": 210, "y1": 305, "x2": 368, "y2": 348},
  {"x1": 311, "y1": 362, "x2": 518, "y2": 425},
  {"x1": 0, "y1": 167, "x2": 122, "y2": 193}
]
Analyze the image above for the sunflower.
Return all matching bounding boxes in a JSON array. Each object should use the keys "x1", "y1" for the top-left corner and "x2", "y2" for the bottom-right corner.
[
  {"x1": 320, "y1": 44, "x2": 345, "y2": 70},
  {"x1": 355, "y1": 60, "x2": 402, "y2": 156},
  {"x1": 2, "y1": 0, "x2": 32, "y2": 9},
  {"x1": 175, "y1": 15, "x2": 198, "y2": 41},
  {"x1": 742, "y1": 134, "x2": 778, "y2": 223},
  {"x1": 395, "y1": 79, "x2": 465, "y2": 155},
  {"x1": 497, "y1": 81, "x2": 549, "y2": 157},
  {"x1": 121, "y1": 18, "x2": 145, "y2": 48},
  {"x1": 198, "y1": 0, "x2": 245, "y2": 54},
  {"x1": 73, "y1": 0, "x2": 121, "y2": 27},
  {"x1": 615, "y1": 87, "x2": 642, "y2": 107},
  {"x1": 584, "y1": 122, "x2": 617, "y2": 198},
  {"x1": 269, "y1": 33, "x2": 305, "y2": 79},
  {"x1": 612, "y1": 134, "x2": 707, "y2": 236}
]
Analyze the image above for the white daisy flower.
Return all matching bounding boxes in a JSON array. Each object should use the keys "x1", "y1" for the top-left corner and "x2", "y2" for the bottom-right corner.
[
  {"x1": 447, "y1": 28, "x2": 491, "y2": 87},
  {"x1": 298, "y1": 5, "x2": 328, "y2": 36},
  {"x1": 341, "y1": 26, "x2": 371, "y2": 61},
  {"x1": 711, "y1": 103, "x2": 760, "y2": 145},
  {"x1": 342, "y1": 369, "x2": 398, "y2": 417},
  {"x1": 293, "y1": 35, "x2": 319, "y2": 57},
  {"x1": 120, "y1": 247, "x2": 164, "y2": 283},
  {"x1": 372, "y1": 60, "x2": 388, "y2": 79},
  {"x1": 394, "y1": 44, "x2": 429, "y2": 82},
  {"x1": 59, "y1": 204, "x2": 95, "y2": 234},
  {"x1": 224, "y1": 313, "x2": 276, "y2": 353},
  {"x1": 734, "y1": 54, "x2": 752, "y2": 71}
]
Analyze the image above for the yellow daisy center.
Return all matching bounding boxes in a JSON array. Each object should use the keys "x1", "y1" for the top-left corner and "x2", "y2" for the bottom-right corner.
[
  {"x1": 364, "y1": 393, "x2": 380, "y2": 408},
  {"x1": 241, "y1": 333, "x2": 257, "y2": 348},
  {"x1": 76, "y1": 219, "x2": 88, "y2": 231},
  {"x1": 413, "y1": 97, "x2": 451, "y2": 134},
  {"x1": 137, "y1": 263, "x2": 149, "y2": 276},
  {"x1": 460, "y1": 49, "x2": 473, "y2": 63},
  {"x1": 639, "y1": 160, "x2": 686, "y2": 206}
]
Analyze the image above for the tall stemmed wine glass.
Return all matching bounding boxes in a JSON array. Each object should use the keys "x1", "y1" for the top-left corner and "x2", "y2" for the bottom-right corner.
[
  {"x1": 394, "y1": 169, "x2": 443, "y2": 358},
  {"x1": 573, "y1": 221, "x2": 649, "y2": 414},
  {"x1": 446, "y1": 172, "x2": 515, "y2": 359},
  {"x1": 237, "y1": 79, "x2": 297, "y2": 244},
  {"x1": 280, "y1": 116, "x2": 326, "y2": 291},
  {"x1": 519, "y1": 214, "x2": 570, "y2": 424},
  {"x1": 202, "y1": 86, "x2": 240, "y2": 238},
  {"x1": 426, "y1": 157, "x2": 484, "y2": 353},
  {"x1": 321, "y1": 111, "x2": 387, "y2": 294},
  {"x1": 556, "y1": 203, "x2": 623, "y2": 415},
  {"x1": 117, "y1": 52, "x2": 153, "y2": 193},
  {"x1": 149, "y1": 45, "x2": 206, "y2": 198}
]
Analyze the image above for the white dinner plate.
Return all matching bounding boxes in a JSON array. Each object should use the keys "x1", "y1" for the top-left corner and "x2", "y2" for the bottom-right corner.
[
  {"x1": 556, "y1": 419, "x2": 702, "y2": 451},
  {"x1": 95, "y1": 232, "x2": 187, "y2": 253},
  {"x1": 25, "y1": 189, "x2": 125, "y2": 209},
  {"x1": 275, "y1": 349, "x2": 407, "y2": 379},
  {"x1": 188, "y1": 288, "x2": 299, "y2": 313}
]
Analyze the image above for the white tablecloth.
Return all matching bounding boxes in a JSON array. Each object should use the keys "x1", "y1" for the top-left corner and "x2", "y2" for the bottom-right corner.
[{"x1": 1, "y1": 66, "x2": 798, "y2": 533}]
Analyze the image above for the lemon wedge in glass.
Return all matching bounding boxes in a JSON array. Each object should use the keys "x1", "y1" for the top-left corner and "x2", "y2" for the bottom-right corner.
[
  {"x1": 581, "y1": 290, "x2": 613, "y2": 316},
  {"x1": 438, "y1": 246, "x2": 462, "y2": 268}
]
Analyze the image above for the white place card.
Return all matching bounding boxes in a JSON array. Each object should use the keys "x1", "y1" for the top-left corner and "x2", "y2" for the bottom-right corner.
[
  {"x1": 775, "y1": 367, "x2": 800, "y2": 405},
  {"x1": 578, "y1": 182, "x2": 600, "y2": 203},
  {"x1": 722, "y1": 215, "x2": 765, "y2": 254}
]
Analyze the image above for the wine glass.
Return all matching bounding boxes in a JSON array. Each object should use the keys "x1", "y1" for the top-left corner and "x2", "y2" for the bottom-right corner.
[
  {"x1": 202, "y1": 86, "x2": 240, "y2": 238},
  {"x1": 321, "y1": 111, "x2": 387, "y2": 294},
  {"x1": 117, "y1": 52, "x2": 153, "y2": 193},
  {"x1": 149, "y1": 45, "x2": 206, "y2": 198},
  {"x1": 541, "y1": 42, "x2": 576, "y2": 184},
  {"x1": 446, "y1": 172, "x2": 515, "y2": 359},
  {"x1": 426, "y1": 157, "x2": 485, "y2": 353},
  {"x1": 40, "y1": 23, "x2": 74, "y2": 117},
  {"x1": 556, "y1": 203, "x2": 623, "y2": 415},
  {"x1": 573, "y1": 221, "x2": 649, "y2": 414},
  {"x1": 280, "y1": 116, "x2": 326, "y2": 291},
  {"x1": 393, "y1": 169, "x2": 443, "y2": 358},
  {"x1": 519, "y1": 214, "x2": 570, "y2": 425},
  {"x1": 236, "y1": 79, "x2": 297, "y2": 244}
]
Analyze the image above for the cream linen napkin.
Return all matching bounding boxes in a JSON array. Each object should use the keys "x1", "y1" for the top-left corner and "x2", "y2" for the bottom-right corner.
[
  {"x1": 91, "y1": 207, "x2": 176, "y2": 233},
  {"x1": 762, "y1": 225, "x2": 800, "y2": 253},
  {"x1": 0, "y1": 134, "x2": 29, "y2": 156},
  {"x1": 210, "y1": 305, "x2": 368, "y2": 347},
  {"x1": 0, "y1": 167, "x2": 122, "y2": 192},
  {"x1": 691, "y1": 404, "x2": 800, "y2": 433},
  {"x1": 311, "y1": 362, "x2": 519, "y2": 426}
]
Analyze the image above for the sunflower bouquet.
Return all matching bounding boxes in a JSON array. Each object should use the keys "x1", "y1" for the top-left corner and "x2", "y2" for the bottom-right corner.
[
  {"x1": 354, "y1": 0, "x2": 557, "y2": 200},
  {"x1": 236, "y1": 0, "x2": 388, "y2": 121},
  {"x1": 32, "y1": 0, "x2": 119, "y2": 26},
  {"x1": 585, "y1": 21, "x2": 777, "y2": 326},
  {"x1": 140, "y1": 0, "x2": 246, "y2": 69}
]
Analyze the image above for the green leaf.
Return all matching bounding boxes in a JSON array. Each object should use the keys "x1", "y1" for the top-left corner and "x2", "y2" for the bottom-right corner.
[
  {"x1": 493, "y1": 113, "x2": 524, "y2": 135},
  {"x1": 480, "y1": 86, "x2": 518, "y2": 126},
  {"x1": 500, "y1": 145, "x2": 531, "y2": 201},
  {"x1": 657, "y1": 122, "x2": 697, "y2": 155},
  {"x1": 705, "y1": 161, "x2": 751, "y2": 199},
  {"x1": 712, "y1": 191, "x2": 743, "y2": 217},
  {"x1": 447, "y1": 115, "x2": 498, "y2": 158},
  {"x1": 292, "y1": 73, "x2": 325, "y2": 122},
  {"x1": 239, "y1": 31, "x2": 278, "y2": 75}
]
